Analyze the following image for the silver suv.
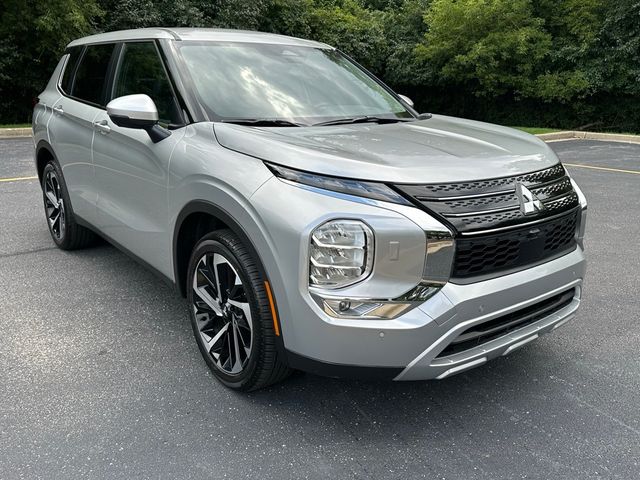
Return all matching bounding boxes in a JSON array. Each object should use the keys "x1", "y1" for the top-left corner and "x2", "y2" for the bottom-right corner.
[{"x1": 33, "y1": 28, "x2": 587, "y2": 390}]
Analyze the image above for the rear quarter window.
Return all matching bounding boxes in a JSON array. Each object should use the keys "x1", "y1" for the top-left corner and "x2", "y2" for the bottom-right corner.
[
  {"x1": 59, "y1": 46, "x2": 83, "y2": 94},
  {"x1": 71, "y1": 43, "x2": 116, "y2": 106}
]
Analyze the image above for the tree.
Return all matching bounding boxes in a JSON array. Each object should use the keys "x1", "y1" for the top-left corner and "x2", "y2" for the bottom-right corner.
[
  {"x1": 0, "y1": 0, "x2": 102, "y2": 123},
  {"x1": 416, "y1": 0, "x2": 552, "y2": 98},
  {"x1": 307, "y1": 0, "x2": 388, "y2": 73},
  {"x1": 0, "y1": 0, "x2": 638, "y2": 130},
  {"x1": 98, "y1": 0, "x2": 206, "y2": 31},
  {"x1": 591, "y1": 1, "x2": 640, "y2": 96},
  {"x1": 380, "y1": 0, "x2": 430, "y2": 86},
  {"x1": 212, "y1": 0, "x2": 313, "y2": 38}
]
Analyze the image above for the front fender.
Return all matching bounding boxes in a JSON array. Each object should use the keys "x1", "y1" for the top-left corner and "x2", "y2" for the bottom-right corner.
[{"x1": 168, "y1": 122, "x2": 284, "y2": 313}]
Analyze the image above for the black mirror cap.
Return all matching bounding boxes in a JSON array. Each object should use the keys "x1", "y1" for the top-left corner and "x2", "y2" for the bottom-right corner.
[
  {"x1": 108, "y1": 115, "x2": 171, "y2": 143},
  {"x1": 109, "y1": 114, "x2": 156, "y2": 129}
]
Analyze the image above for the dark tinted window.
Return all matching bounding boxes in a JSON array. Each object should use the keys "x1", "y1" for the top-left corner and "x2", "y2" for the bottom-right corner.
[
  {"x1": 60, "y1": 46, "x2": 83, "y2": 94},
  {"x1": 113, "y1": 42, "x2": 181, "y2": 125},
  {"x1": 72, "y1": 43, "x2": 115, "y2": 106}
]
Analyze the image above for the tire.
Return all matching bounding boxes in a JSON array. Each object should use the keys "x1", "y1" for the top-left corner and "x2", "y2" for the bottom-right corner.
[
  {"x1": 41, "y1": 160, "x2": 95, "y2": 250},
  {"x1": 186, "y1": 229, "x2": 292, "y2": 391}
]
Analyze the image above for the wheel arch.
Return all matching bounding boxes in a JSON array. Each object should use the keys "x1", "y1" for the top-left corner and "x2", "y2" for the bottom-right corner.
[
  {"x1": 35, "y1": 140, "x2": 57, "y2": 185},
  {"x1": 173, "y1": 200, "x2": 270, "y2": 298},
  {"x1": 173, "y1": 199, "x2": 290, "y2": 363}
]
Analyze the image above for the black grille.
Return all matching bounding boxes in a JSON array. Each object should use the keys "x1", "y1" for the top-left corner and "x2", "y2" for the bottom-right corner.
[
  {"x1": 395, "y1": 163, "x2": 579, "y2": 233},
  {"x1": 436, "y1": 288, "x2": 575, "y2": 358},
  {"x1": 401, "y1": 164, "x2": 565, "y2": 198},
  {"x1": 453, "y1": 209, "x2": 579, "y2": 278},
  {"x1": 394, "y1": 164, "x2": 580, "y2": 279}
]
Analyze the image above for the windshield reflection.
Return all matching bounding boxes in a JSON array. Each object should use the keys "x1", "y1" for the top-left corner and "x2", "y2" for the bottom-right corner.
[{"x1": 178, "y1": 43, "x2": 411, "y2": 125}]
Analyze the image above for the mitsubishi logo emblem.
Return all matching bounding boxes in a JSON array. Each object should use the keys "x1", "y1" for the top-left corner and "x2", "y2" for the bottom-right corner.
[{"x1": 515, "y1": 183, "x2": 545, "y2": 215}]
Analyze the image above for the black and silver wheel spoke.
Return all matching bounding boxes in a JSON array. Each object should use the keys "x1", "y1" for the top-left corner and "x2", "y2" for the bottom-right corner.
[
  {"x1": 44, "y1": 170, "x2": 65, "y2": 240},
  {"x1": 192, "y1": 252, "x2": 253, "y2": 375}
]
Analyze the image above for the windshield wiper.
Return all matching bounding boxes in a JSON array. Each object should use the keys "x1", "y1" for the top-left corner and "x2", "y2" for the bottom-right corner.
[
  {"x1": 313, "y1": 116, "x2": 416, "y2": 127},
  {"x1": 220, "y1": 118, "x2": 305, "y2": 127}
]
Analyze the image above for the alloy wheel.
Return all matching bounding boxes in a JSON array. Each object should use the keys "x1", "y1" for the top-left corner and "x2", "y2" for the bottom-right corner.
[
  {"x1": 192, "y1": 252, "x2": 253, "y2": 375},
  {"x1": 44, "y1": 169, "x2": 65, "y2": 240}
]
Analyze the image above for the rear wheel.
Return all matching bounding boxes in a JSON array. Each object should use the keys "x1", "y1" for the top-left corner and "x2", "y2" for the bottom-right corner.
[
  {"x1": 41, "y1": 160, "x2": 95, "y2": 250},
  {"x1": 187, "y1": 229, "x2": 291, "y2": 391}
]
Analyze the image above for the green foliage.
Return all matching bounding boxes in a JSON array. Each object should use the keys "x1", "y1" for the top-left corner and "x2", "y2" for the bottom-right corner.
[
  {"x1": 99, "y1": 0, "x2": 206, "y2": 30},
  {"x1": 378, "y1": 0, "x2": 430, "y2": 84},
  {"x1": 306, "y1": 1, "x2": 388, "y2": 72},
  {"x1": 0, "y1": 0, "x2": 639, "y2": 131},
  {"x1": 418, "y1": 0, "x2": 553, "y2": 97},
  {"x1": 512, "y1": 127, "x2": 561, "y2": 135},
  {"x1": 0, "y1": 0, "x2": 102, "y2": 122},
  {"x1": 591, "y1": 1, "x2": 640, "y2": 96},
  {"x1": 212, "y1": 0, "x2": 313, "y2": 37}
]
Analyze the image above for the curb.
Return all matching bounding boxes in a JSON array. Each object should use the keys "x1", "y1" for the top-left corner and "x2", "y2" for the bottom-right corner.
[
  {"x1": 0, "y1": 128, "x2": 32, "y2": 138},
  {"x1": 537, "y1": 131, "x2": 640, "y2": 144}
]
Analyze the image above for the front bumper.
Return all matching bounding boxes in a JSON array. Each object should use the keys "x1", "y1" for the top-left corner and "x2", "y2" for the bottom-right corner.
[
  {"x1": 287, "y1": 247, "x2": 584, "y2": 381},
  {"x1": 396, "y1": 268, "x2": 582, "y2": 380},
  {"x1": 251, "y1": 177, "x2": 586, "y2": 380}
]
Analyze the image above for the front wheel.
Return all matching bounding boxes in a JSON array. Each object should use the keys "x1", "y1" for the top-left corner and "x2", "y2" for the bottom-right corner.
[{"x1": 186, "y1": 229, "x2": 291, "y2": 391}]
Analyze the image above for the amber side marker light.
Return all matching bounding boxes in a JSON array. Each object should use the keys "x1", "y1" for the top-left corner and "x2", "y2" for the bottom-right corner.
[{"x1": 264, "y1": 281, "x2": 281, "y2": 336}]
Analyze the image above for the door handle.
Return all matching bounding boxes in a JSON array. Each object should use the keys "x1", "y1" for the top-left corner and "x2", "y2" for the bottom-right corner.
[
  {"x1": 53, "y1": 105, "x2": 64, "y2": 115},
  {"x1": 93, "y1": 120, "x2": 111, "y2": 135}
]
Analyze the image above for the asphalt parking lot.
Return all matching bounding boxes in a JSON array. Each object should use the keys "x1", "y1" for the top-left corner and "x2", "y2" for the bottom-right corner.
[{"x1": 0, "y1": 137, "x2": 638, "y2": 479}]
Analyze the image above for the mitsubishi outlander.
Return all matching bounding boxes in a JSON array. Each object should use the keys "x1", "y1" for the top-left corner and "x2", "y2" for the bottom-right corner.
[{"x1": 33, "y1": 28, "x2": 587, "y2": 390}]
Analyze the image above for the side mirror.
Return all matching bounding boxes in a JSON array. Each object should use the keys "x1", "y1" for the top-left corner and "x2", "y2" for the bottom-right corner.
[
  {"x1": 398, "y1": 94, "x2": 414, "y2": 108},
  {"x1": 106, "y1": 94, "x2": 170, "y2": 143}
]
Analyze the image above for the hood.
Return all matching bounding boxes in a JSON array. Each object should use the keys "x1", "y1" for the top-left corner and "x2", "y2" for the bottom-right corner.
[{"x1": 213, "y1": 114, "x2": 560, "y2": 184}]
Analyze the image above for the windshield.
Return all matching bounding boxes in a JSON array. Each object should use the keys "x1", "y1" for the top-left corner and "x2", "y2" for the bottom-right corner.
[{"x1": 177, "y1": 42, "x2": 413, "y2": 125}]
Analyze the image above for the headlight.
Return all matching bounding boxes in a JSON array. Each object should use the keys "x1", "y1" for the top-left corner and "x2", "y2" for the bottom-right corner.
[
  {"x1": 309, "y1": 220, "x2": 373, "y2": 288},
  {"x1": 266, "y1": 162, "x2": 411, "y2": 205},
  {"x1": 308, "y1": 219, "x2": 447, "y2": 319}
]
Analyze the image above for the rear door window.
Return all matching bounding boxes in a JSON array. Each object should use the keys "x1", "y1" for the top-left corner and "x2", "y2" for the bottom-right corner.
[
  {"x1": 71, "y1": 43, "x2": 116, "y2": 106},
  {"x1": 112, "y1": 41, "x2": 182, "y2": 125}
]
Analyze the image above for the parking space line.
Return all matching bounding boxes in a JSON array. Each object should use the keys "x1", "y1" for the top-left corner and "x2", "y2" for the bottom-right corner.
[
  {"x1": 0, "y1": 175, "x2": 38, "y2": 183},
  {"x1": 563, "y1": 163, "x2": 640, "y2": 175}
]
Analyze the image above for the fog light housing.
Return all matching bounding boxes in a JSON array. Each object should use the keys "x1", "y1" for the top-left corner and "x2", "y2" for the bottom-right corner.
[
  {"x1": 309, "y1": 220, "x2": 373, "y2": 289},
  {"x1": 312, "y1": 283, "x2": 441, "y2": 320}
]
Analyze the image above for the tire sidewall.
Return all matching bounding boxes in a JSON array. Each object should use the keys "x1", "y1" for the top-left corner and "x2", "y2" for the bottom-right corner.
[
  {"x1": 42, "y1": 161, "x2": 69, "y2": 248},
  {"x1": 186, "y1": 236, "x2": 264, "y2": 390}
]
